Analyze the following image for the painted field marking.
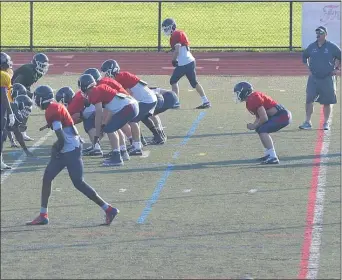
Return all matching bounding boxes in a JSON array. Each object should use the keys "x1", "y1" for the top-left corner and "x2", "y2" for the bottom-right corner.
[
  {"x1": 298, "y1": 109, "x2": 333, "y2": 279},
  {"x1": 137, "y1": 111, "x2": 206, "y2": 224},
  {"x1": 198, "y1": 58, "x2": 220, "y2": 62},
  {"x1": 55, "y1": 55, "x2": 75, "y2": 59},
  {"x1": 1, "y1": 130, "x2": 53, "y2": 184}
]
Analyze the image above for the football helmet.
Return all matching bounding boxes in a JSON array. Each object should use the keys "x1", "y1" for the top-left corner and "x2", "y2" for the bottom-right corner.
[
  {"x1": 11, "y1": 83, "x2": 27, "y2": 99},
  {"x1": 55, "y1": 86, "x2": 75, "y2": 106},
  {"x1": 78, "y1": 74, "x2": 97, "y2": 94},
  {"x1": 0, "y1": 52, "x2": 13, "y2": 70},
  {"x1": 100, "y1": 59, "x2": 120, "y2": 78},
  {"x1": 161, "y1": 18, "x2": 176, "y2": 36},
  {"x1": 15, "y1": 94, "x2": 33, "y2": 119},
  {"x1": 34, "y1": 85, "x2": 54, "y2": 109},
  {"x1": 233, "y1": 81, "x2": 253, "y2": 103},
  {"x1": 32, "y1": 53, "x2": 49, "y2": 75},
  {"x1": 83, "y1": 68, "x2": 102, "y2": 82}
]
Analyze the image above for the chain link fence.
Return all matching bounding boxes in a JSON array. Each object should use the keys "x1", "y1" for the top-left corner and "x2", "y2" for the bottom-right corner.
[{"x1": 1, "y1": 1, "x2": 303, "y2": 51}]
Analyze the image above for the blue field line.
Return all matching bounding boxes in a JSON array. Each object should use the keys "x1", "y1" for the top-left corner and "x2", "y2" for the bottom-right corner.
[{"x1": 136, "y1": 111, "x2": 207, "y2": 224}]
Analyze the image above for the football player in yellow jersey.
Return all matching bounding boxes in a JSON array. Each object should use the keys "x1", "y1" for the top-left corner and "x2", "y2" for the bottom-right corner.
[{"x1": 1, "y1": 52, "x2": 16, "y2": 170}]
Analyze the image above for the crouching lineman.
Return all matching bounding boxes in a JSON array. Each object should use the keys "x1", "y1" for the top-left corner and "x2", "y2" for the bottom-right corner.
[
  {"x1": 146, "y1": 87, "x2": 179, "y2": 144},
  {"x1": 101, "y1": 59, "x2": 164, "y2": 152},
  {"x1": 11, "y1": 53, "x2": 50, "y2": 141},
  {"x1": 78, "y1": 74, "x2": 139, "y2": 166},
  {"x1": 233, "y1": 81, "x2": 292, "y2": 164},
  {"x1": 55, "y1": 86, "x2": 103, "y2": 156},
  {"x1": 6, "y1": 84, "x2": 35, "y2": 157}
]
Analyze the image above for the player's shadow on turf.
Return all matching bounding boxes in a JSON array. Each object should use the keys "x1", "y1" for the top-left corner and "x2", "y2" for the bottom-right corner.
[
  {"x1": 247, "y1": 153, "x2": 341, "y2": 169},
  {"x1": 2, "y1": 184, "x2": 341, "y2": 214},
  {"x1": 88, "y1": 152, "x2": 341, "y2": 174},
  {"x1": 3, "y1": 222, "x2": 341, "y2": 252},
  {"x1": 167, "y1": 129, "x2": 306, "y2": 140}
]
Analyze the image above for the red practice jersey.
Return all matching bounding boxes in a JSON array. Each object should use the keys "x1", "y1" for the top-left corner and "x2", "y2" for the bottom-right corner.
[
  {"x1": 87, "y1": 84, "x2": 118, "y2": 105},
  {"x1": 170, "y1": 30, "x2": 190, "y2": 50},
  {"x1": 114, "y1": 71, "x2": 140, "y2": 89},
  {"x1": 246, "y1": 91, "x2": 278, "y2": 116},
  {"x1": 45, "y1": 102, "x2": 74, "y2": 128},
  {"x1": 67, "y1": 91, "x2": 86, "y2": 116},
  {"x1": 98, "y1": 77, "x2": 128, "y2": 94}
]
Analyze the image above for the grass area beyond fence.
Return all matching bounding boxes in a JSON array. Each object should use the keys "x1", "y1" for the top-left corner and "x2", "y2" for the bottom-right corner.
[{"x1": 1, "y1": 1, "x2": 302, "y2": 50}]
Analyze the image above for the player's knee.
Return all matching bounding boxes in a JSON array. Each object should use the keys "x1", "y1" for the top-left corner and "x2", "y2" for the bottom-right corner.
[
  {"x1": 190, "y1": 79, "x2": 198, "y2": 88},
  {"x1": 170, "y1": 77, "x2": 178, "y2": 86},
  {"x1": 73, "y1": 179, "x2": 97, "y2": 198},
  {"x1": 42, "y1": 172, "x2": 53, "y2": 185}
]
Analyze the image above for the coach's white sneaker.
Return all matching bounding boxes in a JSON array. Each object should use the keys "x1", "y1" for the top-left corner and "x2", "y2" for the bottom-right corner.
[{"x1": 323, "y1": 122, "x2": 330, "y2": 130}]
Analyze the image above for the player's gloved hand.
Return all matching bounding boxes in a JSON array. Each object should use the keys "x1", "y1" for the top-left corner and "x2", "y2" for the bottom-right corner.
[
  {"x1": 172, "y1": 60, "x2": 178, "y2": 67},
  {"x1": 247, "y1": 123, "x2": 255, "y2": 130},
  {"x1": 51, "y1": 143, "x2": 61, "y2": 159},
  {"x1": 8, "y1": 114, "x2": 15, "y2": 127}
]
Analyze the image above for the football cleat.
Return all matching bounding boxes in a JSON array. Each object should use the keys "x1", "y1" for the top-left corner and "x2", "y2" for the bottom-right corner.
[
  {"x1": 195, "y1": 102, "x2": 211, "y2": 109},
  {"x1": 83, "y1": 147, "x2": 103, "y2": 156},
  {"x1": 257, "y1": 155, "x2": 270, "y2": 161},
  {"x1": 26, "y1": 214, "x2": 49, "y2": 225},
  {"x1": 128, "y1": 148, "x2": 143, "y2": 156},
  {"x1": 261, "y1": 157, "x2": 279, "y2": 165},
  {"x1": 105, "y1": 207, "x2": 119, "y2": 225},
  {"x1": 323, "y1": 122, "x2": 330, "y2": 131},
  {"x1": 120, "y1": 150, "x2": 130, "y2": 161},
  {"x1": 102, "y1": 151, "x2": 124, "y2": 166}
]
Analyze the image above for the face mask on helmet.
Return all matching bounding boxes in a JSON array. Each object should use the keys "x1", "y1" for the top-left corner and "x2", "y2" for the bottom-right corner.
[
  {"x1": 33, "y1": 54, "x2": 50, "y2": 75},
  {"x1": 35, "y1": 61, "x2": 49, "y2": 75},
  {"x1": 101, "y1": 60, "x2": 120, "y2": 78},
  {"x1": 233, "y1": 90, "x2": 243, "y2": 103},
  {"x1": 162, "y1": 25, "x2": 173, "y2": 36}
]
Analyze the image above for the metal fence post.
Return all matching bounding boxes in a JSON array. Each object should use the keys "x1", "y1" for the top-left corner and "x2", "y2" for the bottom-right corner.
[
  {"x1": 30, "y1": 1, "x2": 33, "y2": 51},
  {"x1": 289, "y1": 1, "x2": 293, "y2": 51},
  {"x1": 157, "y1": 1, "x2": 162, "y2": 52}
]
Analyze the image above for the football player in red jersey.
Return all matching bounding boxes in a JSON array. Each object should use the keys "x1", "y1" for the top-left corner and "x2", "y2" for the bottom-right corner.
[
  {"x1": 26, "y1": 85, "x2": 119, "y2": 226},
  {"x1": 101, "y1": 60, "x2": 165, "y2": 151},
  {"x1": 78, "y1": 74, "x2": 139, "y2": 165},
  {"x1": 161, "y1": 18, "x2": 211, "y2": 109},
  {"x1": 55, "y1": 86, "x2": 105, "y2": 157},
  {"x1": 233, "y1": 82, "x2": 292, "y2": 164},
  {"x1": 82, "y1": 68, "x2": 136, "y2": 149}
]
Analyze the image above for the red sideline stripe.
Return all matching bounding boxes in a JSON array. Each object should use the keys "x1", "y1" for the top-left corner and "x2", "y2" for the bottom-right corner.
[{"x1": 298, "y1": 108, "x2": 325, "y2": 279}]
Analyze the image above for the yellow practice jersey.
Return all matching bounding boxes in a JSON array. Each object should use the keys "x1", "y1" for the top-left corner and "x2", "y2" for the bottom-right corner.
[{"x1": 0, "y1": 70, "x2": 13, "y2": 102}]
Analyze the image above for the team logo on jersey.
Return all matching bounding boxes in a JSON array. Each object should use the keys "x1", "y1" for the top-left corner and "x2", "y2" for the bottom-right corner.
[{"x1": 324, "y1": 48, "x2": 329, "y2": 53}]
